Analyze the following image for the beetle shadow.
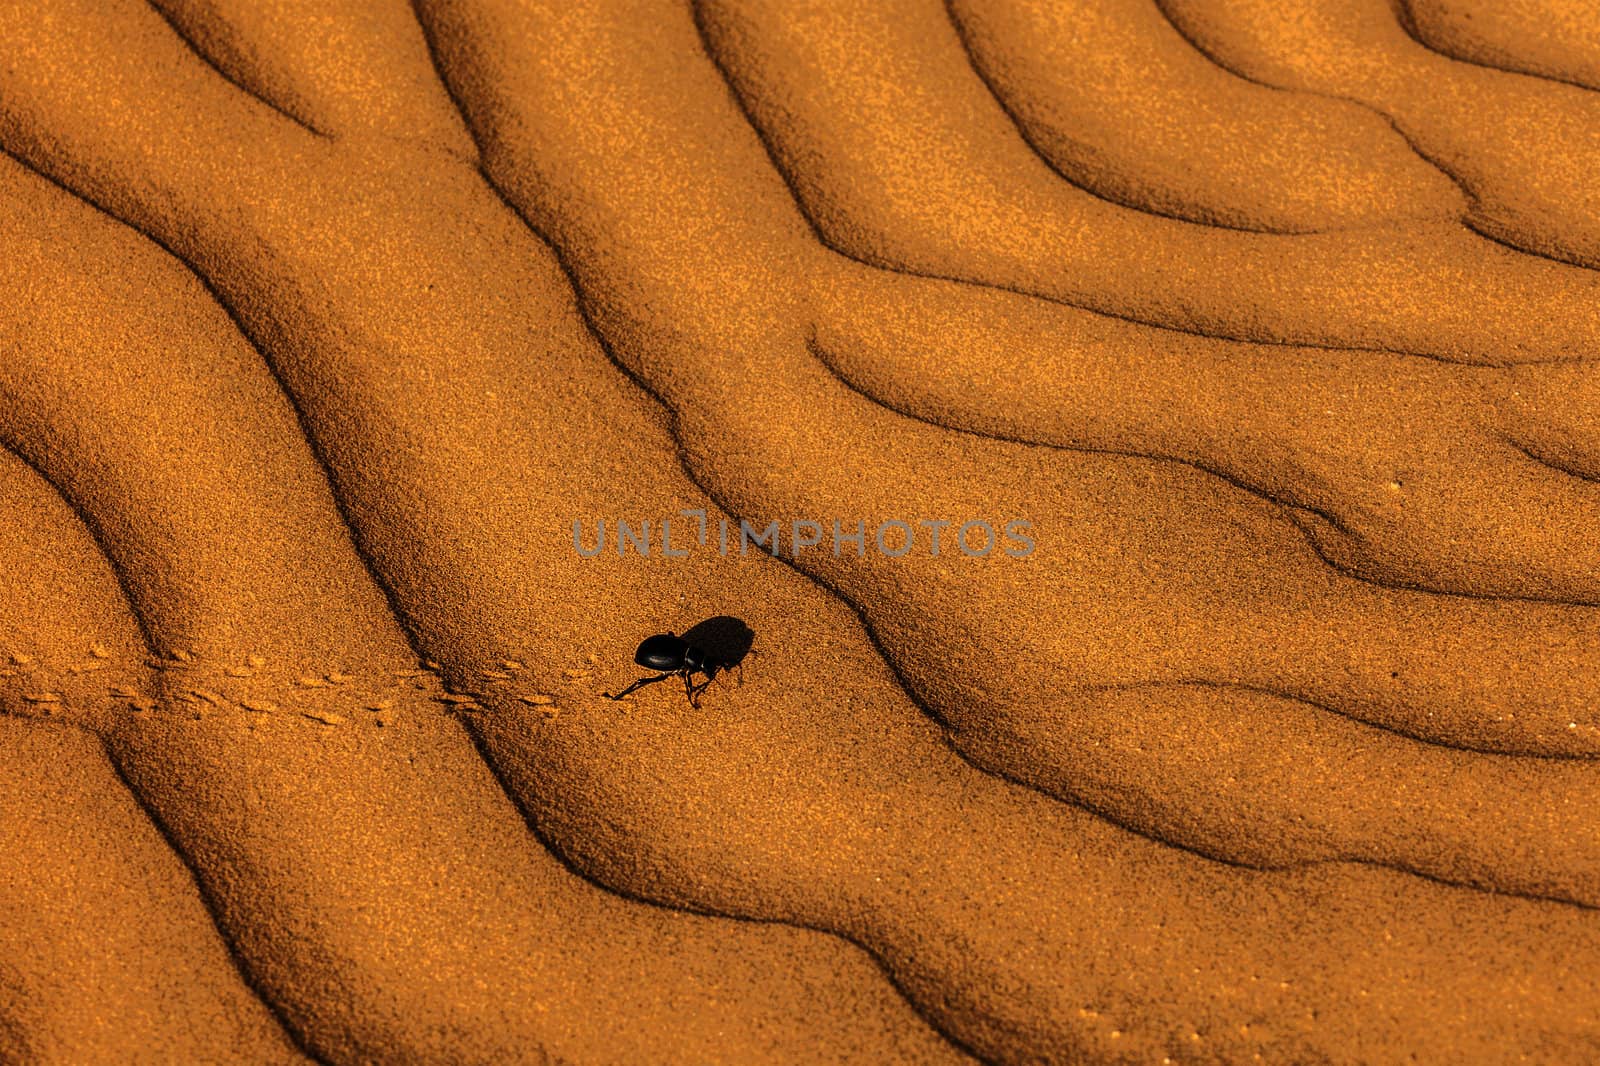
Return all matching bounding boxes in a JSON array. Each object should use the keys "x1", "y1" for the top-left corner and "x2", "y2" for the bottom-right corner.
[{"x1": 681, "y1": 615, "x2": 755, "y2": 680}]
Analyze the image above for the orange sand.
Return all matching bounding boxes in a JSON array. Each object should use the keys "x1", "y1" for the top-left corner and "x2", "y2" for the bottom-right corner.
[{"x1": 1, "y1": 0, "x2": 1599, "y2": 1063}]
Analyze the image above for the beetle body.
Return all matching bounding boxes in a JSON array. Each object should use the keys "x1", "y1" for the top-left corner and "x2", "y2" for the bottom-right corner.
[
  {"x1": 634, "y1": 633, "x2": 708, "y2": 674},
  {"x1": 607, "y1": 631, "x2": 715, "y2": 707}
]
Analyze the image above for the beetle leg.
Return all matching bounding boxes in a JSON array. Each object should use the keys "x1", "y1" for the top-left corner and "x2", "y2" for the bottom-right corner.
[{"x1": 604, "y1": 673, "x2": 669, "y2": 700}]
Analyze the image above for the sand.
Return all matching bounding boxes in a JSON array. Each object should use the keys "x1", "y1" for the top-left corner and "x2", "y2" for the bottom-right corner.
[
  {"x1": 1160, "y1": 0, "x2": 1600, "y2": 267},
  {"x1": 0, "y1": 0, "x2": 1598, "y2": 1063},
  {"x1": 943, "y1": 0, "x2": 1466, "y2": 233},
  {"x1": 1403, "y1": 0, "x2": 1600, "y2": 91},
  {"x1": 691, "y1": 0, "x2": 1600, "y2": 361}
]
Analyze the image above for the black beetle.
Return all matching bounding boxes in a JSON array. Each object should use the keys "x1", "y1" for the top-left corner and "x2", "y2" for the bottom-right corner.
[
  {"x1": 605, "y1": 632, "x2": 713, "y2": 707},
  {"x1": 604, "y1": 618, "x2": 756, "y2": 708}
]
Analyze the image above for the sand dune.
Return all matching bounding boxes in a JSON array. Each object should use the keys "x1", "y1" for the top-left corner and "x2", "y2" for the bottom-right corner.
[
  {"x1": 692, "y1": 0, "x2": 1600, "y2": 362},
  {"x1": 0, "y1": 444, "x2": 305, "y2": 1064},
  {"x1": 1161, "y1": 0, "x2": 1600, "y2": 268},
  {"x1": 811, "y1": 267, "x2": 1600, "y2": 602},
  {"x1": 0, "y1": 718, "x2": 308, "y2": 1066},
  {"x1": 943, "y1": 0, "x2": 1465, "y2": 232},
  {"x1": 1, "y1": 0, "x2": 1599, "y2": 1062},
  {"x1": 0, "y1": 84, "x2": 957, "y2": 1063},
  {"x1": 1404, "y1": 0, "x2": 1600, "y2": 91}
]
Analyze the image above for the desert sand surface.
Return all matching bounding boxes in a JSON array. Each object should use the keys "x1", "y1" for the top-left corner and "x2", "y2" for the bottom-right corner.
[{"x1": 1, "y1": 1, "x2": 1599, "y2": 1063}]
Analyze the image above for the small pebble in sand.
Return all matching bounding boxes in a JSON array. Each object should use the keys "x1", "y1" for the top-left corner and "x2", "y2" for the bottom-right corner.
[
  {"x1": 302, "y1": 710, "x2": 346, "y2": 726},
  {"x1": 423, "y1": 660, "x2": 442, "y2": 671},
  {"x1": 108, "y1": 685, "x2": 138, "y2": 699},
  {"x1": 190, "y1": 689, "x2": 225, "y2": 705},
  {"x1": 240, "y1": 699, "x2": 279, "y2": 714},
  {"x1": 502, "y1": 659, "x2": 525, "y2": 671},
  {"x1": 170, "y1": 649, "x2": 193, "y2": 662},
  {"x1": 129, "y1": 698, "x2": 156, "y2": 714},
  {"x1": 367, "y1": 699, "x2": 394, "y2": 711},
  {"x1": 88, "y1": 643, "x2": 110, "y2": 659},
  {"x1": 519, "y1": 693, "x2": 556, "y2": 706}
]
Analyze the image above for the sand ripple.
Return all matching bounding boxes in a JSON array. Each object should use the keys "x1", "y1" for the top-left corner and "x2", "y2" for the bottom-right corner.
[{"x1": 1, "y1": 0, "x2": 1599, "y2": 1062}]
